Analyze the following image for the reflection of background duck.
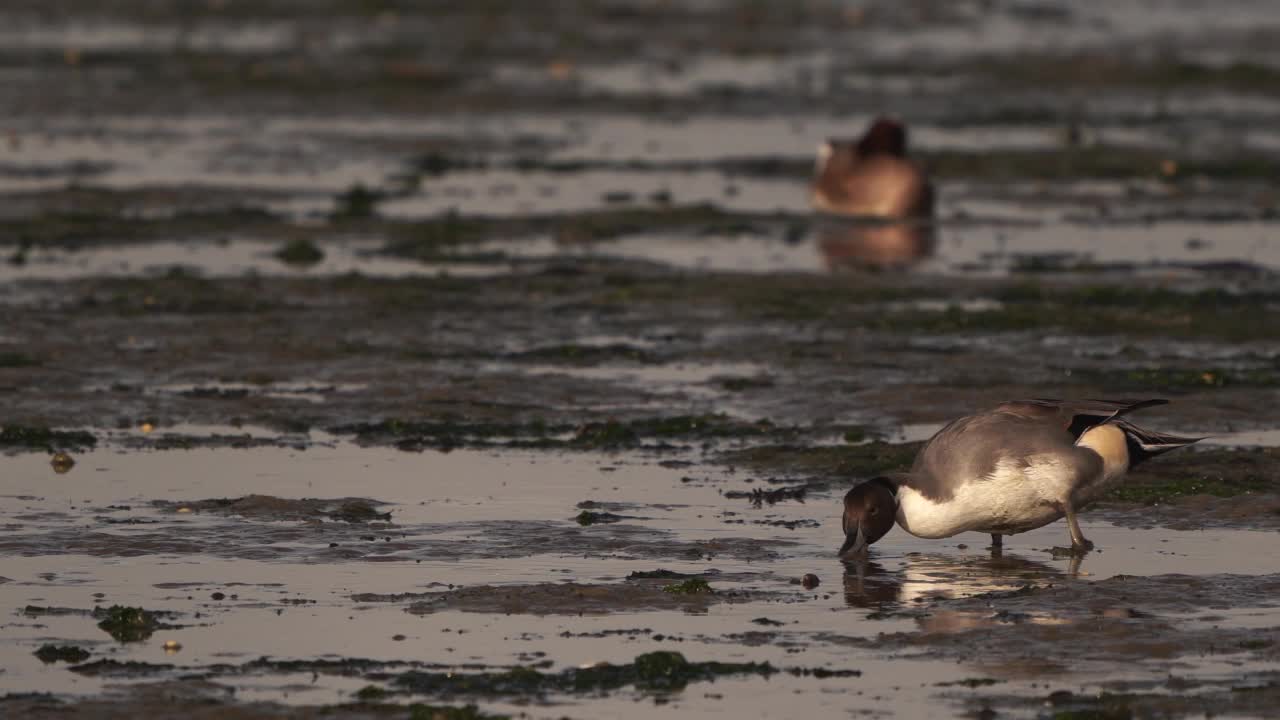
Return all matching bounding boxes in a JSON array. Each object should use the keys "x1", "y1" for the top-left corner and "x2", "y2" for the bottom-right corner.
[
  {"x1": 816, "y1": 218, "x2": 936, "y2": 271},
  {"x1": 812, "y1": 117, "x2": 936, "y2": 271}
]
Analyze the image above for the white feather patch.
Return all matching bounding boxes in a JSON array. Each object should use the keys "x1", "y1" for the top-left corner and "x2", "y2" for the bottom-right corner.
[
  {"x1": 814, "y1": 141, "x2": 834, "y2": 174},
  {"x1": 896, "y1": 455, "x2": 1075, "y2": 538}
]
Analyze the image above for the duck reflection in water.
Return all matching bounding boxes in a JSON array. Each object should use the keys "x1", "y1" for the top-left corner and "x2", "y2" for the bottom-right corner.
[
  {"x1": 841, "y1": 550, "x2": 1071, "y2": 610},
  {"x1": 811, "y1": 116, "x2": 936, "y2": 272},
  {"x1": 816, "y1": 216, "x2": 936, "y2": 272},
  {"x1": 840, "y1": 558, "x2": 901, "y2": 608}
]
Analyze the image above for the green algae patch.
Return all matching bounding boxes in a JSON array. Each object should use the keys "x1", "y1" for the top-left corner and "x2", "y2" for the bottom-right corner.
[
  {"x1": 94, "y1": 606, "x2": 159, "y2": 643},
  {"x1": 863, "y1": 285, "x2": 1280, "y2": 342},
  {"x1": 334, "y1": 414, "x2": 789, "y2": 451},
  {"x1": 153, "y1": 495, "x2": 391, "y2": 523},
  {"x1": 403, "y1": 575, "x2": 770, "y2": 616},
  {"x1": 274, "y1": 238, "x2": 325, "y2": 266},
  {"x1": 1111, "y1": 474, "x2": 1269, "y2": 502},
  {"x1": 663, "y1": 578, "x2": 713, "y2": 595},
  {"x1": 570, "y1": 414, "x2": 785, "y2": 450},
  {"x1": 0, "y1": 352, "x2": 39, "y2": 368},
  {"x1": 354, "y1": 685, "x2": 390, "y2": 701},
  {"x1": 34, "y1": 645, "x2": 91, "y2": 664},
  {"x1": 383, "y1": 213, "x2": 502, "y2": 261},
  {"x1": 575, "y1": 510, "x2": 628, "y2": 526},
  {"x1": 720, "y1": 375, "x2": 776, "y2": 392},
  {"x1": 379, "y1": 204, "x2": 786, "y2": 260},
  {"x1": 0, "y1": 426, "x2": 96, "y2": 451},
  {"x1": 331, "y1": 417, "x2": 568, "y2": 451},
  {"x1": 331, "y1": 183, "x2": 384, "y2": 220},
  {"x1": 570, "y1": 420, "x2": 641, "y2": 448},
  {"x1": 1107, "y1": 448, "x2": 1276, "y2": 505},
  {"x1": 0, "y1": 207, "x2": 281, "y2": 250},
  {"x1": 935, "y1": 677, "x2": 1003, "y2": 688},
  {"x1": 551, "y1": 203, "x2": 771, "y2": 241},
  {"x1": 87, "y1": 272, "x2": 278, "y2": 315},
  {"x1": 392, "y1": 651, "x2": 775, "y2": 697},
  {"x1": 721, "y1": 441, "x2": 921, "y2": 479},
  {"x1": 505, "y1": 343, "x2": 656, "y2": 364},
  {"x1": 327, "y1": 500, "x2": 394, "y2": 523},
  {"x1": 409, "y1": 704, "x2": 509, "y2": 720},
  {"x1": 725, "y1": 484, "x2": 809, "y2": 507},
  {"x1": 627, "y1": 569, "x2": 699, "y2": 580}
]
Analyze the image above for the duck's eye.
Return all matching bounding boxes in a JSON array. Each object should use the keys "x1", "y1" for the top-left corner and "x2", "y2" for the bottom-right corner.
[{"x1": 869, "y1": 508, "x2": 879, "y2": 516}]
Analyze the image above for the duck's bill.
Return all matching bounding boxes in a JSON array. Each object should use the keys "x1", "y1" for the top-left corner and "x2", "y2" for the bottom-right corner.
[{"x1": 838, "y1": 527, "x2": 868, "y2": 557}]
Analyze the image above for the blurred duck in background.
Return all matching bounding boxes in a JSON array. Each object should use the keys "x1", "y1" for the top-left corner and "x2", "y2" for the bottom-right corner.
[
  {"x1": 812, "y1": 116, "x2": 934, "y2": 218},
  {"x1": 811, "y1": 117, "x2": 936, "y2": 271}
]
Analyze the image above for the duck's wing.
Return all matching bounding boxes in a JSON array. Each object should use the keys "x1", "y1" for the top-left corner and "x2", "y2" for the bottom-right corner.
[
  {"x1": 996, "y1": 398, "x2": 1168, "y2": 440},
  {"x1": 906, "y1": 410, "x2": 1077, "y2": 501},
  {"x1": 906, "y1": 400, "x2": 1168, "y2": 501}
]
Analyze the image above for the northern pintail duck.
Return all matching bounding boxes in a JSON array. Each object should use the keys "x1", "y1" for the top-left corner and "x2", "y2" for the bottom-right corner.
[
  {"x1": 812, "y1": 117, "x2": 934, "y2": 219},
  {"x1": 840, "y1": 399, "x2": 1201, "y2": 556}
]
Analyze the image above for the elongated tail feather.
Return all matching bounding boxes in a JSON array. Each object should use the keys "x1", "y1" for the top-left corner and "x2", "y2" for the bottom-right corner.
[{"x1": 1114, "y1": 420, "x2": 1204, "y2": 467}]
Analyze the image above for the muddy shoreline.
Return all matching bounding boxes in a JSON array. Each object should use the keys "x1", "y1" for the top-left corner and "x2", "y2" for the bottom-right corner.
[{"x1": 5, "y1": 1, "x2": 1280, "y2": 718}]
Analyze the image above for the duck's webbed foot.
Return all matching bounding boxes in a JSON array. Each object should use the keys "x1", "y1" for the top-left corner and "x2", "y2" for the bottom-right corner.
[{"x1": 1065, "y1": 505, "x2": 1094, "y2": 553}]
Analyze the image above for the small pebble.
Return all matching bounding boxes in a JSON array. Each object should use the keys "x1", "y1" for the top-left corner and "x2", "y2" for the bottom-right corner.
[
  {"x1": 211, "y1": 592, "x2": 225, "y2": 600},
  {"x1": 50, "y1": 452, "x2": 75, "y2": 474},
  {"x1": 801, "y1": 573, "x2": 820, "y2": 589},
  {"x1": 162, "y1": 641, "x2": 182, "y2": 653}
]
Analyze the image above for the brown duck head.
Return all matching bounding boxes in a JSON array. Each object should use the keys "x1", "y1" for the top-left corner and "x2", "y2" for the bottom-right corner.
[{"x1": 839, "y1": 477, "x2": 899, "y2": 557}]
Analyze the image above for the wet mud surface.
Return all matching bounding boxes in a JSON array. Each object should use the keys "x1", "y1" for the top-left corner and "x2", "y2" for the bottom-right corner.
[{"x1": 5, "y1": 1, "x2": 1280, "y2": 718}]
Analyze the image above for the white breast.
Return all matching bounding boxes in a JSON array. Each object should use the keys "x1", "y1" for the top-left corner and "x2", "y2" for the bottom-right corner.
[{"x1": 896, "y1": 456, "x2": 1077, "y2": 538}]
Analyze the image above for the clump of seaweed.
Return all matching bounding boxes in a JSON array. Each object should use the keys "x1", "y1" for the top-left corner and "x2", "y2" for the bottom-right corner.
[
  {"x1": 94, "y1": 605, "x2": 159, "y2": 643},
  {"x1": 34, "y1": 645, "x2": 91, "y2": 663},
  {"x1": 391, "y1": 651, "x2": 774, "y2": 697},
  {"x1": 274, "y1": 238, "x2": 325, "y2": 266},
  {"x1": 662, "y1": 578, "x2": 713, "y2": 595},
  {"x1": 0, "y1": 426, "x2": 96, "y2": 452}
]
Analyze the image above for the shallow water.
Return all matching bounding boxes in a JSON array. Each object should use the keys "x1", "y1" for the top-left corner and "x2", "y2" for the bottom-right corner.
[{"x1": 5, "y1": 444, "x2": 1280, "y2": 717}]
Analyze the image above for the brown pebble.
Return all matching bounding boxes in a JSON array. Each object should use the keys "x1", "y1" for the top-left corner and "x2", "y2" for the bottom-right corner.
[
  {"x1": 801, "y1": 573, "x2": 820, "y2": 589},
  {"x1": 50, "y1": 452, "x2": 75, "y2": 474}
]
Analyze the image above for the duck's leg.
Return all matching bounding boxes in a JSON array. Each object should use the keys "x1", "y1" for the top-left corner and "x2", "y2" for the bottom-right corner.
[
  {"x1": 989, "y1": 533, "x2": 1003, "y2": 554},
  {"x1": 1065, "y1": 505, "x2": 1094, "y2": 553}
]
